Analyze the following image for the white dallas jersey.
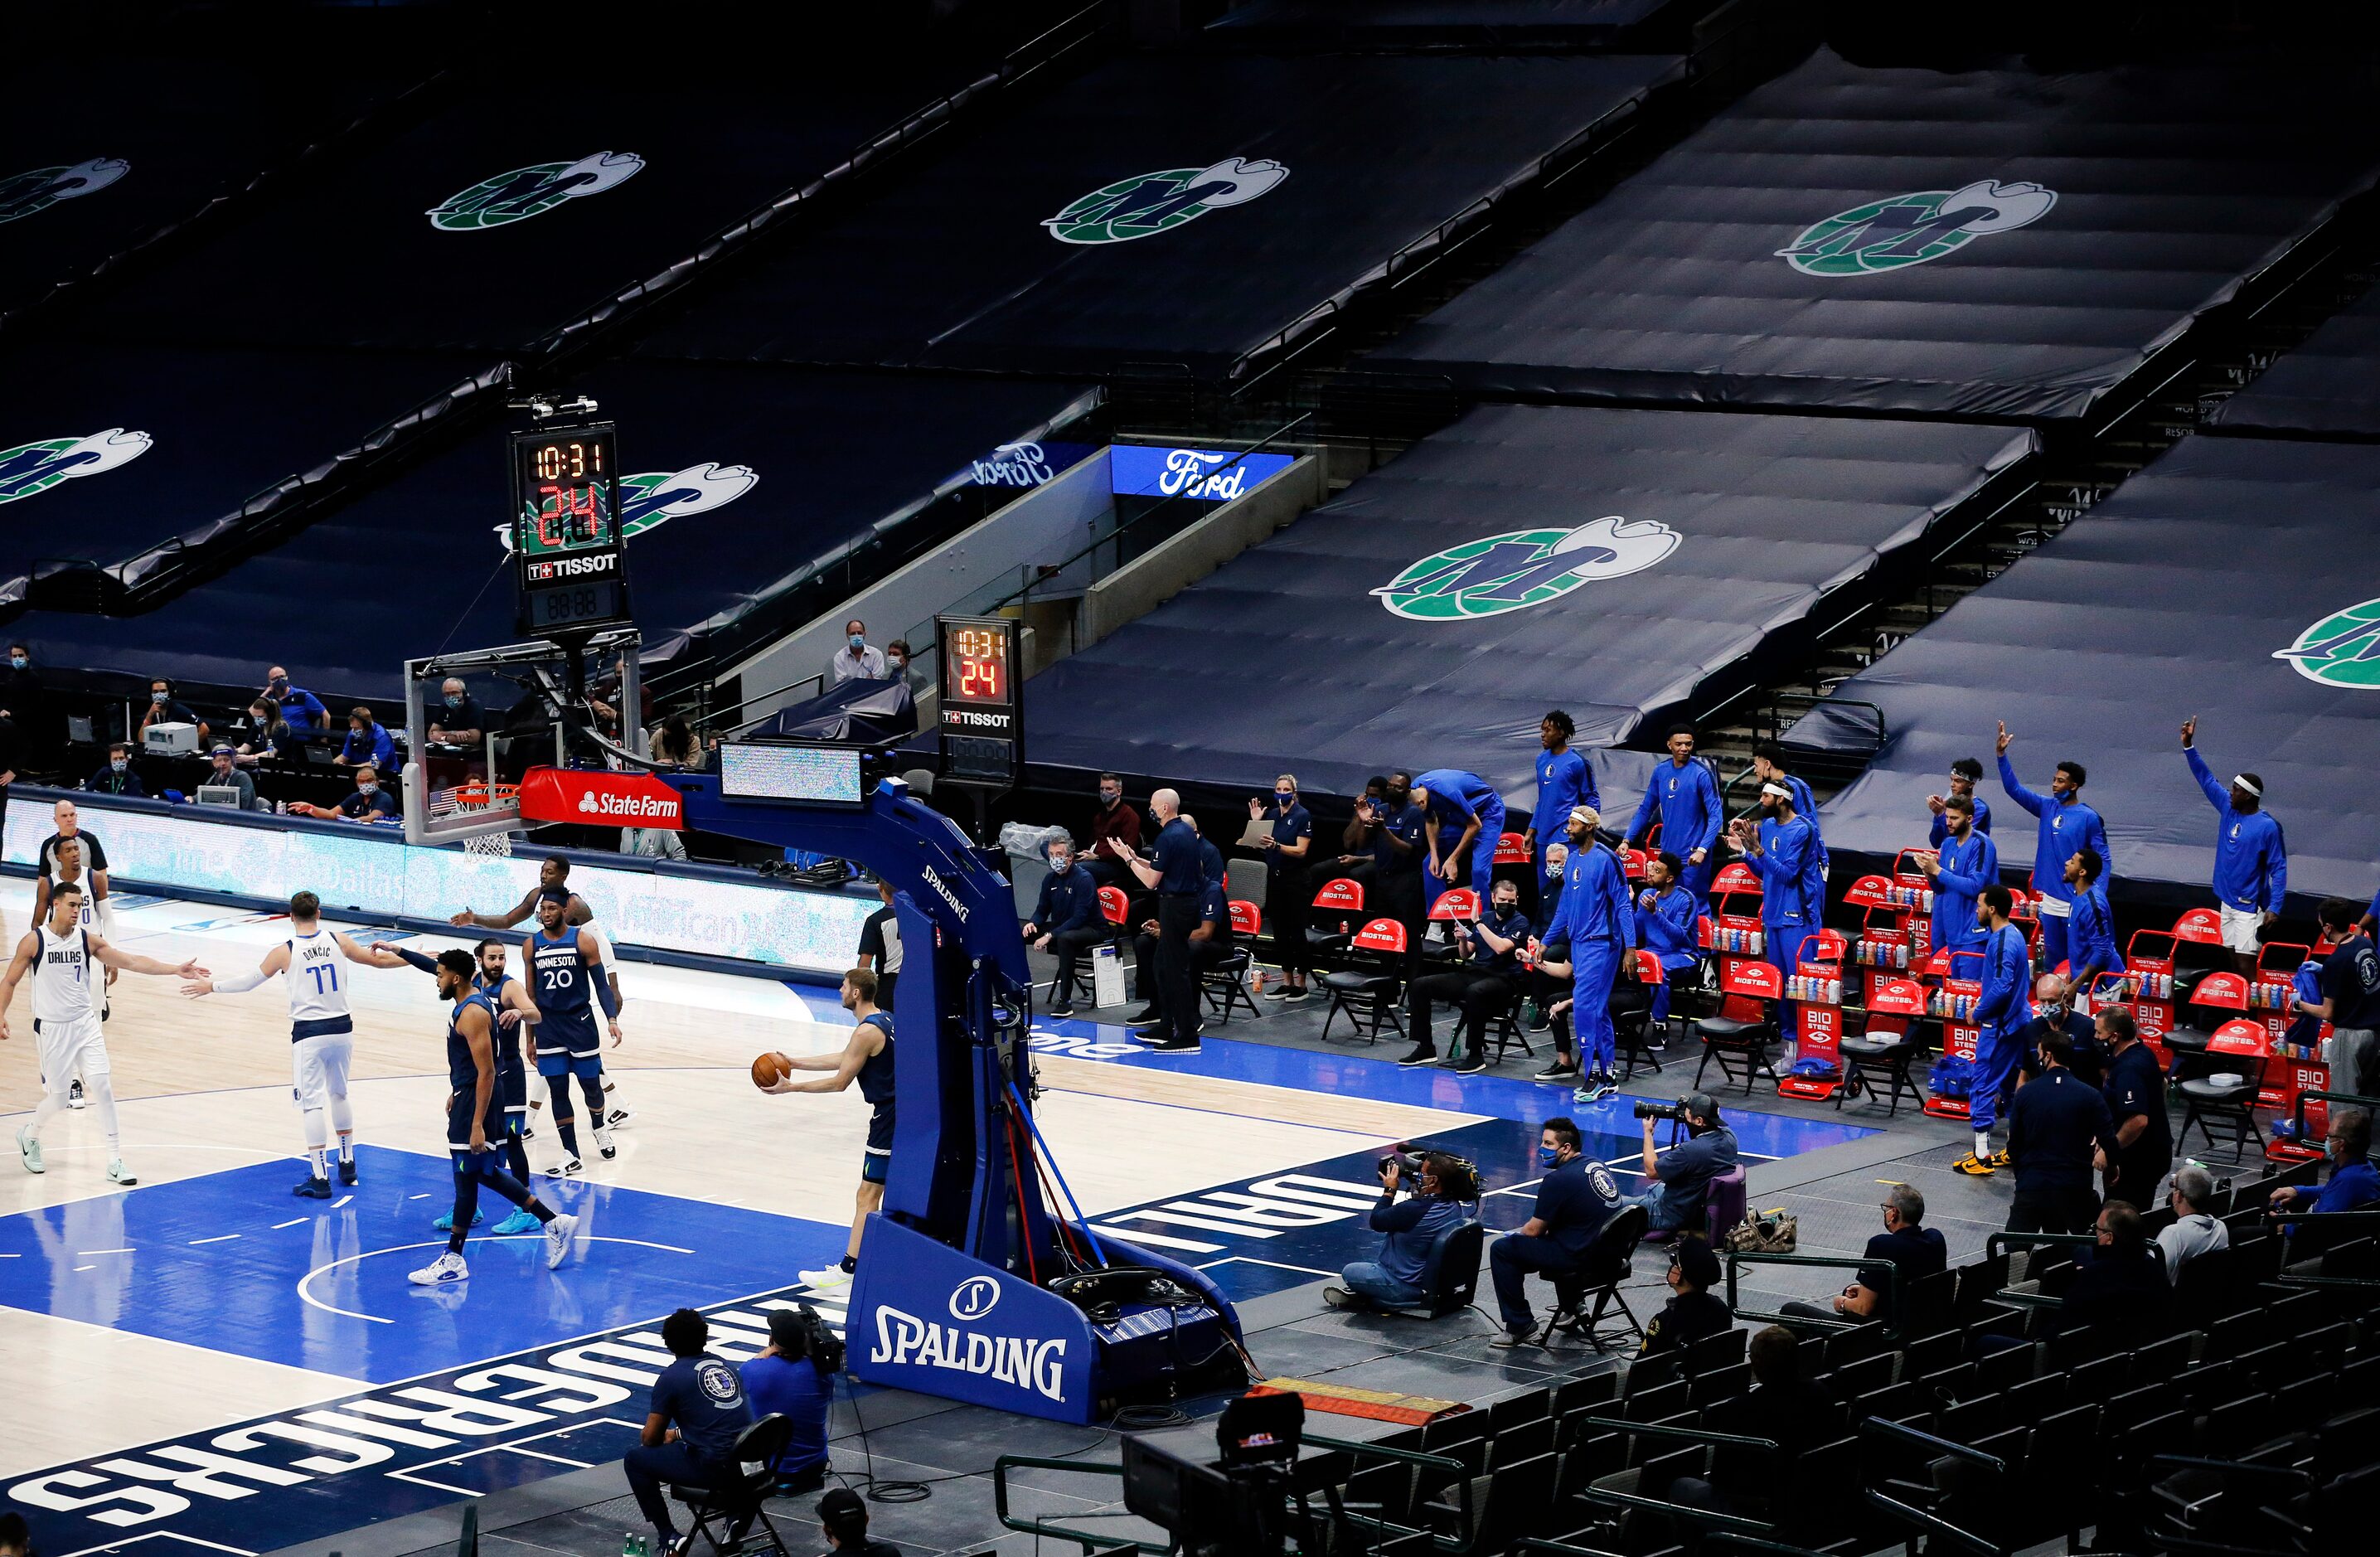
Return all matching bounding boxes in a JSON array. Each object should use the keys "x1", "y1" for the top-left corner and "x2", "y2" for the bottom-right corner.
[
  {"x1": 30, "y1": 922, "x2": 100, "y2": 1025},
  {"x1": 285, "y1": 930, "x2": 352, "y2": 1026},
  {"x1": 43, "y1": 877, "x2": 95, "y2": 929}
]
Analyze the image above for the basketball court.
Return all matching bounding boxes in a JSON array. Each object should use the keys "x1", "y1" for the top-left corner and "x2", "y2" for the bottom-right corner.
[{"x1": 0, "y1": 888, "x2": 1872, "y2": 1555}]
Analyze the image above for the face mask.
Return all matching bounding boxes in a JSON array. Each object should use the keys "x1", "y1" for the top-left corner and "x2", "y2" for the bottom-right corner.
[
  {"x1": 886, "y1": 657, "x2": 904, "y2": 672},
  {"x1": 444, "y1": 694, "x2": 464, "y2": 708},
  {"x1": 110, "y1": 759, "x2": 127, "y2": 774},
  {"x1": 152, "y1": 691, "x2": 168, "y2": 704},
  {"x1": 848, "y1": 634, "x2": 866, "y2": 652},
  {"x1": 1100, "y1": 791, "x2": 1120, "y2": 808},
  {"x1": 1538, "y1": 1147, "x2": 1562, "y2": 1169},
  {"x1": 8, "y1": 657, "x2": 23, "y2": 670},
  {"x1": 269, "y1": 677, "x2": 287, "y2": 692},
  {"x1": 1274, "y1": 791, "x2": 1294, "y2": 806}
]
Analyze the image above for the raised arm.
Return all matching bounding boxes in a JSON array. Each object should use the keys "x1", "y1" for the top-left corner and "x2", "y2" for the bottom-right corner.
[
  {"x1": 453, "y1": 887, "x2": 536, "y2": 930},
  {"x1": 1995, "y1": 751, "x2": 2048, "y2": 819},
  {"x1": 2182, "y1": 744, "x2": 2229, "y2": 815},
  {"x1": 93, "y1": 933, "x2": 205, "y2": 981}
]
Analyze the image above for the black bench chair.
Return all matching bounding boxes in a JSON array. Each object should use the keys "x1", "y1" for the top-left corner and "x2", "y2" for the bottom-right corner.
[{"x1": 670, "y1": 1413, "x2": 793, "y2": 1557}]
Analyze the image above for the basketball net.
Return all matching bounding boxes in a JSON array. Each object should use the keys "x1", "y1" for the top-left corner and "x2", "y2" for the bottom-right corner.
[{"x1": 463, "y1": 831, "x2": 514, "y2": 858}]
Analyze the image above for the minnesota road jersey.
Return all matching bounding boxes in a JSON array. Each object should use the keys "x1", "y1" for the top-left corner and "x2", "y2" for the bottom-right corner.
[
  {"x1": 287, "y1": 931, "x2": 352, "y2": 1030},
  {"x1": 530, "y1": 926, "x2": 597, "y2": 1050},
  {"x1": 30, "y1": 923, "x2": 99, "y2": 1025}
]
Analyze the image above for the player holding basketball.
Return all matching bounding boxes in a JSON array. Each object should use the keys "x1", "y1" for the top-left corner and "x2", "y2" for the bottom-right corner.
[
  {"x1": 410, "y1": 950, "x2": 578, "y2": 1286},
  {"x1": 527, "y1": 887, "x2": 623, "y2": 1171},
  {"x1": 452, "y1": 856, "x2": 632, "y2": 1126},
  {"x1": 2, "y1": 881, "x2": 206, "y2": 1185},
  {"x1": 759, "y1": 966, "x2": 894, "y2": 1293},
  {"x1": 184, "y1": 891, "x2": 418, "y2": 1197}
]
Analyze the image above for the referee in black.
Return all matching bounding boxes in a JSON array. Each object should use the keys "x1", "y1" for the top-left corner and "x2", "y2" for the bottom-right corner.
[{"x1": 1123, "y1": 787, "x2": 1203, "y2": 1053}]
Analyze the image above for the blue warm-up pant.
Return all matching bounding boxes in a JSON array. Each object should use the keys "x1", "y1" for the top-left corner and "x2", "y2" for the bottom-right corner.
[
  {"x1": 1968, "y1": 1026, "x2": 2024, "y2": 1133},
  {"x1": 1573, "y1": 941, "x2": 1623, "y2": 1076}
]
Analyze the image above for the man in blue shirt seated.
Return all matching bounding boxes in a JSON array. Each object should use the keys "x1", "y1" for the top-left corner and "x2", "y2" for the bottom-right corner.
[
  {"x1": 1324, "y1": 1150, "x2": 1480, "y2": 1312},
  {"x1": 85, "y1": 741, "x2": 145, "y2": 798},
  {"x1": 1022, "y1": 832, "x2": 1105, "y2": 1016},
  {"x1": 2269, "y1": 1107, "x2": 2380, "y2": 1254},
  {"x1": 739, "y1": 1307, "x2": 831, "y2": 1495},
  {"x1": 626, "y1": 1307, "x2": 754, "y2": 1557},
  {"x1": 1625, "y1": 1091, "x2": 1739, "y2": 1234},
  {"x1": 1781, "y1": 1183, "x2": 1945, "y2": 1324},
  {"x1": 290, "y1": 765, "x2": 400, "y2": 824},
  {"x1": 334, "y1": 704, "x2": 394, "y2": 769},
  {"x1": 265, "y1": 665, "x2": 330, "y2": 730},
  {"x1": 1402, "y1": 876, "x2": 1532, "y2": 1074},
  {"x1": 1489, "y1": 1117, "x2": 1621, "y2": 1346}
]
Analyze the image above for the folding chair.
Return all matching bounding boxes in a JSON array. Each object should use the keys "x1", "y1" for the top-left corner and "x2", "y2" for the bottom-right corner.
[
  {"x1": 1546, "y1": 1204, "x2": 1650, "y2": 1351},
  {"x1": 671, "y1": 1414, "x2": 793, "y2": 1557},
  {"x1": 2178, "y1": 1022, "x2": 2268, "y2": 1162},
  {"x1": 1196, "y1": 900, "x2": 1263, "y2": 1026},
  {"x1": 1611, "y1": 951, "x2": 1664, "y2": 1080},
  {"x1": 1422, "y1": 887, "x2": 1480, "y2": 965},
  {"x1": 1319, "y1": 918, "x2": 1408, "y2": 1044},
  {"x1": 1692, "y1": 958, "x2": 1782, "y2": 1095},
  {"x1": 1307, "y1": 876, "x2": 1365, "y2": 960}
]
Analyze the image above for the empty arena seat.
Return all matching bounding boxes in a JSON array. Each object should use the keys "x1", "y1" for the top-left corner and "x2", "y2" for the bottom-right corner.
[{"x1": 2211, "y1": 281, "x2": 2380, "y2": 439}]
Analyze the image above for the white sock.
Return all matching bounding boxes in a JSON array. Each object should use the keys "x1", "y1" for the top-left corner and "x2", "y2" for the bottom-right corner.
[
  {"x1": 308, "y1": 1147, "x2": 329, "y2": 1181},
  {"x1": 1974, "y1": 1129, "x2": 1992, "y2": 1159},
  {"x1": 336, "y1": 1130, "x2": 354, "y2": 1166},
  {"x1": 91, "y1": 1074, "x2": 121, "y2": 1155}
]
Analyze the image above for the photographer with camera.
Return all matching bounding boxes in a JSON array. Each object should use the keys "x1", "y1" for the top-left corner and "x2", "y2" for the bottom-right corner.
[
  {"x1": 1323, "y1": 1149, "x2": 1481, "y2": 1312},
  {"x1": 1626, "y1": 1091, "x2": 1739, "y2": 1235},
  {"x1": 739, "y1": 1305, "x2": 836, "y2": 1495},
  {"x1": 1489, "y1": 1117, "x2": 1622, "y2": 1346}
]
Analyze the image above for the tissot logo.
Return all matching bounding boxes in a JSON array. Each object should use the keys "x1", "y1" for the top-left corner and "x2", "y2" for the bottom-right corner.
[
  {"x1": 428, "y1": 152, "x2": 643, "y2": 231},
  {"x1": 1777, "y1": 180, "x2": 2056, "y2": 275},
  {"x1": 0, "y1": 429, "x2": 152, "y2": 507},
  {"x1": 1043, "y1": 158, "x2": 1287, "y2": 245},
  {"x1": 524, "y1": 553, "x2": 618, "y2": 580},
  {"x1": 943, "y1": 708, "x2": 1011, "y2": 729},
  {"x1": 1374, "y1": 517, "x2": 1680, "y2": 621},
  {"x1": 0, "y1": 158, "x2": 128, "y2": 225},
  {"x1": 2274, "y1": 598, "x2": 2380, "y2": 689}
]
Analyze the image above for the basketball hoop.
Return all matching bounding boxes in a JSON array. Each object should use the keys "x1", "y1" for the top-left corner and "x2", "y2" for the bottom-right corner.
[{"x1": 463, "y1": 831, "x2": 515, "y2": 858}]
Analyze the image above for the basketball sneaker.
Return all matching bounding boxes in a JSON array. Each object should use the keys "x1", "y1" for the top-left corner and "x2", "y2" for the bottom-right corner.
[
  {"x1": 1952, "y1": 1153, "x2": 1995, "y2": 1176},
  {"x1": 338, "y1": 1158, "x2": 359, "y2": 1186},
  {"x1": 550, "y1": 1155, "x2": 584, "y2": 1176},
  {"x1": 409, "y1": 1252, "x2": 468, "y2": 1286},
  {"x1": 295, "y1": 1176, "x2": 334, "y2": 1200},
  {"x1": 16, "y1": 1126, "x2": 41, "y2": 1175},
  {"x1": 798, "y1": 1264, "x2": 854, "y2": 1293},
  {"x1": 493, "y1": 1207, "x2": 541, "y2": 1235},
  {"x1": 543, "y1": 1212, "x2": 580, "y2": 1269},
  {"x1": 594, "y1": 1125, "x2": 618, "y2": 1160},
  {"x1": 605, "y1": 1106, "x2": 633, "y2": 1128},
  {"x1": 105, "y1": 1159, "x2": 138, "y2": 1186},
  {"x1": 432, "y1": 1204, "x2": 482, "y2": 1229}
]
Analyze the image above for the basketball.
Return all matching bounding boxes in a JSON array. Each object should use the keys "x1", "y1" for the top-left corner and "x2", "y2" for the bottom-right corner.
[{"x1": 751, "y1": 1051, "x2": 789, "y2": 1089}]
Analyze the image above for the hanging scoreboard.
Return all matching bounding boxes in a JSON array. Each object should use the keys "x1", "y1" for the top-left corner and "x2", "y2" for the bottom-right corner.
[
  {"x1": 936, "y1": 614, "x2": 1023, "y2": 789},
  {"x1": 512, "y1": 423, "x2": 633, "y2": 637}
]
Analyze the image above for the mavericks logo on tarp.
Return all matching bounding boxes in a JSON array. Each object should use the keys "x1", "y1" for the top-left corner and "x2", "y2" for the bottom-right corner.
[
  {"x1": 496, "y1": 463, "x2": 755, "y2": 551},
  {"x1": 428, "y1": 152, "x2": 643, "y2": 230},
  {"x1": 0, "y1": 429, "x2": 152, "y2": 506},
  {"x1": 1777, "y1": 180, "x2": 2056, "y2": 275},
  {"x1": 1374, "y1": 516, "x2": 1680, "y2": 621},
  {"x1": 2275, "y1": 598, "x2": 2380, "y2": 689},
  {"x1": 0, "y1": 158, "x2": 128, "y2": 225},
  {"x1": 1043, "y1": 158, "x2": 1287, "y2": 245}
]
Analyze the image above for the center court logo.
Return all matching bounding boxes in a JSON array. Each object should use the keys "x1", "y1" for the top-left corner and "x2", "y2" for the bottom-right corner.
[
  {"x1": 496, "y1": 463, "x2": 757, "y2": 552},
  {"x1": 0, "y1": 429, "x2": 152, "y2": 506},
  {"x1": 1374, "y1": 516, "x2": 1681, "y2": 621},
  {"x1": 0, "y1": 158, "x2": 129, "y2": 225},
  {"x1": 2273, "y1": 598, "x2": 2380, "y2": 689},
  {"x1": 428, "y1": 152, "x2": 643, "y2": 230},
  {"x1": 1777, "y1": 179, "x2": 2057, "y2": 275},
  {"x1": 1043, "y1": 158, "x2": 1287, "y2": 245}
]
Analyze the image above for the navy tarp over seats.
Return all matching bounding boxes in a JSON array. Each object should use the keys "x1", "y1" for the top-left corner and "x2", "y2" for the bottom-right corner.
[
  {"x1": 634, "y1": 52, "x2": 1680, "y2": 380},
  {"x1": 75, "y1": 59, "x2": 978, "y2": 354},
  {"x1": 1205, "y1": 0, "x2": 1680, "y2": 46},
  {"x1": 10, "y1": 366, "x2": 1091, "y2": 698},
  {"x1": 0, "y1": 342, "x2": 482, "y2": 609},
  {"x1": 0, "y1": 45, "x2": 423, "y2": 318},
  {"x1": 1024, "y1": 405, "x2": 2032, "y2": 798},
  {"x1": 2208, "y1": 283, "x2": 2380, "y2": 440},
  {"x1": 1794, "y1": 436, "x2": 2380, "y2": 905},
  {"x1": 1368, "y1": 50, "x2": 2380, "y2": 422}
]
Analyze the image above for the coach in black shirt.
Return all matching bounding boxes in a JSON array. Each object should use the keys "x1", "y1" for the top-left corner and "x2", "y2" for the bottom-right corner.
[
  {"x1": 2096, "y1": 1007, "x2": 2173, "y2": 1209},
  {"x1": 2006, "y1": 1035, "x2": 2117, "y2": 1234},
  {"x1": 1124, "y1": 788, "x2": 1204, "y2": 1053},
  {"x1": 1489, "y1": 1117, "x2": 1620, "y2": 1345}
]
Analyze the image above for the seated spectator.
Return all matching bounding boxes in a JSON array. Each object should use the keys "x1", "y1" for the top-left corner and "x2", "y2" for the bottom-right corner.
[
  {"x1": 291, "y1": 765, "x2": 398, "y2": 823},
  {"x1": 649, "y1": 711, "x2": 701, "y2": 769},
  {"x1": 1627, "y1": 1090, "x2": 1739, "y2": 1234},
  {"x1": 739, "y1": 1306, "x2": 831, "y2": 1495},
  {"x1": 830, "y1": 619, "x2": 887, "y2": 683},
  {"x1": 1690, "y1": 1325, "x2": 1840, "y2": 1515},
  {"x1": 884, "y1": 638, "x2": 927, "y2": 699},
  {"x1": 624, "y1": 1307, "x2": 754, "y2": 1557},
  {"x1": 2063, "y1": 1200, "x2": 2172, "y2": 1350},
  {"x1": 1023, "y1": 831, "x2": 1105, "y2": 1016},
  {"x1": 266, "y1": 665, "x2": 329, "y2": 730},
  {"x1": 1401, "y1": 875, "x2": 1529, "y2": 1074},
  {"x1": 239, "y1": 699, "x2": 298, "y2": 765},
  {"x1": 335, "y1": 705, "x2": 393, "y2": 769},
  {"x1": 2269, "y1": 1106, "x2": 2380, "y2": 1249},
  {"x1": 1325, "y1": 1149, "x2": 1479, "y2": 1312},
  {"x1": 1488, "y1": 1117, "x2": 1621, "y2": 1346},
  {"x1": 199, "y1": 745, "x2": 259, "y2": 810},
  {"x1": 428, "y1": 678, "x2": 487, "y2": 747},
  {"x1": 816, "y1": 1487, "x2": 901, "y2": 1556},
  {"x1": 1641, "y1": 1236, "x2": 1732, "y2": 1356},
  {"x1": 139, "y1": 677, "x2": 208, "y2": 744},
  {"x1": 87, "y1": 741, "x2": 144, "y2": 797},
  {"x1": 1083, "y1": 773, "x2": 1142, "y2": 891},
  {"x1": 2015, "y1": 973, "x2": 2103, "y2": 1088},
  {"x1": 1781, "y1": 1182, "x2": 1945, "y2": 1323},
  {"x1": 2158, "y1": 1163, "x2": 2229, "y2": 1282}
]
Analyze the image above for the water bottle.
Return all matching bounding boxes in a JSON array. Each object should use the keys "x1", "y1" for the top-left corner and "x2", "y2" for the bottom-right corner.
[{"x1": 623, "y1": 1534, "x2": 647, "y2": 1557}]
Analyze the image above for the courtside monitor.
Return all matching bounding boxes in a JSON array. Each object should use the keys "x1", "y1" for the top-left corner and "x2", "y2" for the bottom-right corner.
[{"x1": 718, "y1": 740, "x2": 866, "y2": 807}]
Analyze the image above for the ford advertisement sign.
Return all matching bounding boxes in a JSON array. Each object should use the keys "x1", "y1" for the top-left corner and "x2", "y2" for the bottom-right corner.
[
  {"x1": 1109, "y1": 444, "x2": 1297, "y2": 502},
  {"x1": 959, "y1": 439, "x2": 1097, "y2": 491}
]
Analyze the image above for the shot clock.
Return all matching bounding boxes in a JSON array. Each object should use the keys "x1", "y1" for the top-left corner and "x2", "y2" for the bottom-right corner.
[
  {"x1": 511, "y1": 422, "x2": 633, "y2": 637},
  {"x1": 936, "y1": 614, "x2": 1023, "y2": 791}
]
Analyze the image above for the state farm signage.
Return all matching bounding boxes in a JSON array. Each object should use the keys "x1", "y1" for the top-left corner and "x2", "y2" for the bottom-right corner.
[{"x1": 517, "y1": 767, "x2": 686, "y2": 829}]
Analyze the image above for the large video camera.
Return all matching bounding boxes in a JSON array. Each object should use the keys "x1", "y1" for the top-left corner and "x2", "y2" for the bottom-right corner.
[
  {"x1": 779, "y1": 1301, "x2": 845, "y2": 1376},
  {"x1": 1632, "y1": 1099, "x2": 1685, "y2": 1122},
  {"x1": 1123, "y1": 1392, "x2": 1306, "y2": 1557}
]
